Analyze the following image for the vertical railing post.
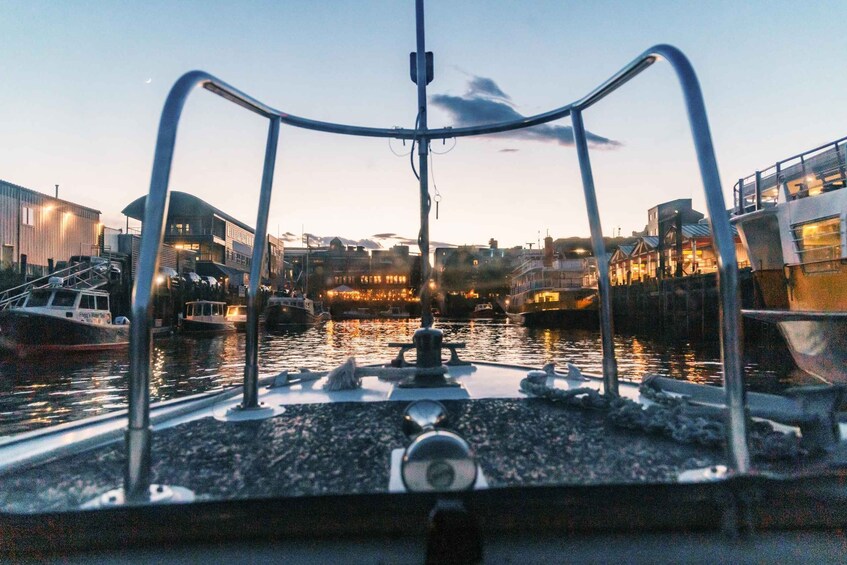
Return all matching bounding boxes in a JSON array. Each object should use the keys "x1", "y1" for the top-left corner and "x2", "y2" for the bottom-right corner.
[
  {"x1": 776, "y1": 163, "x2": 787, "y2": 202},
  {"x1": 754, "y1": 171, "x2": 762, "y2": 211},
  {"x1": 736, "y1": 178, "x2": 744, "y2": 214},
  {"x1": 124, "y1": 73, "x2": 209, "y2": 503},
  {"x1": 835, "y1": 141, "x2": 846, "y2": 182},
  {"x1": 656, "y1": 45, "x2": 750, "y2": 474},
  {"x1": 242, "y1": 116, "x2": 280, "y2": 410},
  {"x1": 571, "y1": 108, "x2": 618, "y2": 397}
]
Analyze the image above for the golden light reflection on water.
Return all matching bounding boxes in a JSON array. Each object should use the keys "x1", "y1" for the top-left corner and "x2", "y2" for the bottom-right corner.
[{"x1": 0, "y1": 320, "x2": 798, "y2": 436}]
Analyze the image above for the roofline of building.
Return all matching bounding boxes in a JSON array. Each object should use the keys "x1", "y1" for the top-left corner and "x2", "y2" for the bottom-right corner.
[
  {"x1": 0, "y1": 179, "x2": 102, "y2": 215},
  {"x1": 121, "y1": 191, "x2": 254, "y2": 233}
]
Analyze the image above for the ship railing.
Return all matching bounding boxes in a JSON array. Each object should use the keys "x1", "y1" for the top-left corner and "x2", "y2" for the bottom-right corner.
[
  {"x1": 0, "y1": 262, "x2": 108, "y2": 311},
  {"x1": 733, "y1": 135, "x2": 847, "y2": 214},
  {"x1": 121, "y1": 43, "x2": 751, "y2": 503}
]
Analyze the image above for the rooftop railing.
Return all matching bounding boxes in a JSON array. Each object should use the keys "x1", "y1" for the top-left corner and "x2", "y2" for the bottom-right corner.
[{"x1": 733, "y1": 135, "x2": 847, "y2": 214}]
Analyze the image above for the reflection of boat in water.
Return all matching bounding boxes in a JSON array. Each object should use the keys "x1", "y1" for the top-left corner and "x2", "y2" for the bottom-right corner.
[
  {"x1": 379, "y1": 306, "x2": 410, "y2": 319},
  {"x1": 224, "y1": 304, "x2": 247, "y2": 331},
  {"x1": 265, "y1": 295, "x2": 331, "y2": 328},
  {"x1": 181, "y1": 300, "x2": 236, "y2": 334},
  {"x1": 505, "y1": 237, "x2": 598, "y2": 327},
  {"x1": 4, "y1": 3, "x2": 847, "y2": 559},
  {"x1": 0, "y1": 285, "x2": 129, "y2": 353},
  {"x1": 469, "y1": 302, "x2": 496, "y2": 319},
  {"x1": 731, "y1": 136, "x2": 847, "y2": 383}
]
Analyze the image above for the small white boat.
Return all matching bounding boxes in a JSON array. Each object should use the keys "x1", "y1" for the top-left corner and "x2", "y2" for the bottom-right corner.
[
  {"x1": 469, "y1": 302, "x2": 496, "y2": 319},
  {"x1": 224, "y1": 304, "x2": 247, "y2": 331},
  {"x1": 181, "y1": 300, "x2": 235, "y2": 334}
]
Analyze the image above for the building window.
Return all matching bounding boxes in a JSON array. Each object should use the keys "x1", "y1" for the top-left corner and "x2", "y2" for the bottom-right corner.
[{"x1": 21, "y1": 206, "x2": 34, "y2": 226}]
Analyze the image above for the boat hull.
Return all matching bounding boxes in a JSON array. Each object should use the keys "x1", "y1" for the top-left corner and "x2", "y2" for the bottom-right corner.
[
  {"x1": 0, "y1": 310, "x2": 129, "y2": 354},
  {"x1": 265, "y1": 304, "x2": 327, "y2": 328},
  {"x1": 469, "y1": 309, "x2": 496, "y2": 319},
  {"x1": 510, "y1": 308, "x2": 598, "y2": 328},
  {"x1": 181, "y1": 319, "x2": 236, "y2": 334},
  {"x1": 745, "y1": 310, "x2": 847, "y2": 383}
]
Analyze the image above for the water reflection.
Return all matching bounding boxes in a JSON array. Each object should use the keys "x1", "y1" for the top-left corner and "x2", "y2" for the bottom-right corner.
[{"x1": 0, "y1": 320, "x2": 802, "y2": 436}]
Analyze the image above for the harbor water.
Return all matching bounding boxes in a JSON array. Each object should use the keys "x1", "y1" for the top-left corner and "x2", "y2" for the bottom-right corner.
[{"x1": 0, "y1": 320, "x2": 804, "y2": 437}]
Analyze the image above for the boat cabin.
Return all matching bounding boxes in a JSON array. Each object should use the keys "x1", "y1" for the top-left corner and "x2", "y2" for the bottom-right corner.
[
  {"x1": 268, "y1": 296, "x2": 315, "y2": 314},
  {"x1": 225, "y1": 305, "x2": 246, "y2": 318},
  {"x1": 22, "y1": 287, "x2": 112, "y2": 325},
  {"x1": 185, "y1": 301, "x2": 227, "y2": 319}
]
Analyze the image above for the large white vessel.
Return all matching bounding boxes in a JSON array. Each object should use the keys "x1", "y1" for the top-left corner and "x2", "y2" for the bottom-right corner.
[
  {"x1": 506, "y1": 237, "x2": 598, "y2": 327},
  {"x1": 731, "y1": 137, "x2": 847, "y2": 383}
]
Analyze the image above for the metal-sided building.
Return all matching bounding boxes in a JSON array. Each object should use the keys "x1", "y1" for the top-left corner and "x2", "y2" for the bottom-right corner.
[{"x1": 0, "y1": 179, "x2": 101, "y2": 277}]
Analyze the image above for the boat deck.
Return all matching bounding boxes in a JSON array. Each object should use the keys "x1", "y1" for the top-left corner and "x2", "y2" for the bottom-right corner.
[
  {"x1": 2, "y1": 359, "x2": 839, "y2": 514},
  {"x1": 1, "y1": 396, "x2": 728, "y2": 514}
]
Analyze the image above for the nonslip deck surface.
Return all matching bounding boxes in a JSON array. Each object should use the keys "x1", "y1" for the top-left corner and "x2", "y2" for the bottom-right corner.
[{"x1": 0, "y1": 398, "x2": 726, "y2": 513}]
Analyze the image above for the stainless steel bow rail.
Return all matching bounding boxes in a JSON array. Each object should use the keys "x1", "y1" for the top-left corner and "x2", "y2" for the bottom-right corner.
[{"x1": 116, "y1": 0, "x2": 748, "y2": 504}]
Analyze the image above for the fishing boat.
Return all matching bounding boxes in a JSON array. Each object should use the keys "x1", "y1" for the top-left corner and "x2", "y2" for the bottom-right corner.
[
  {"x1": 731, "y1": 137, "x2": 847, "y2": 383},
  {"x1": 224, "y1": 304, "x2": 247, "y2": 331},
  {"x1": 2, "y1": 2, "x2": 846, "y2": 560},
  {"x1": 469, "y1": 302, "x2": 496, "y2": 319},
  {"x1": 264, "y1": 294, "x2": 330, "y2": 328},
  {"x1": 0, "y1": 282, "x2": 129, "y2": 354},
  {"x1": 180, "y1": 300, "x2": 236, "y2": 334},
  {"x1": 505, "y1": 237, "x2": 598, "y2": 327}
]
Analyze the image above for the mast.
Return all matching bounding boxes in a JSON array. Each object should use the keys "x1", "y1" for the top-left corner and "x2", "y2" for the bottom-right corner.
[
  {"x1": 304, "y1": 234, "x2": 310, "y2": 298},
  {"x1": 414, "y1": 0, "x2": 433, "y2": 328}
]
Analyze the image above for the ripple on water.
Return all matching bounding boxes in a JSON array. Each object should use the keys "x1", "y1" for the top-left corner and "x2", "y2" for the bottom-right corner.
[{"x1": 0, "y1": 320, "x2": 800, "y2": 435}]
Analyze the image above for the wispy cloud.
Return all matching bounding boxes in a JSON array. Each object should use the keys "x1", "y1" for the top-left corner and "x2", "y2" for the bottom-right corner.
[
  {"x1": 499, "y1": 148, "x2": 519, "y2": 153},
  {"x1": 431, "y1": 75, "x2": 620, "y2": 148}
]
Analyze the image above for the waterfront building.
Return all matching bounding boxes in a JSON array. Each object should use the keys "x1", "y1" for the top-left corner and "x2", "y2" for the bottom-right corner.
[
  {"x1": 280, "y1": 239, "x2": 417, "y2": 301},
  {"x1": 121, "y1": 192, "x2": 284, "y2": 289},
  {"x1": 0, "y1": 179, "x2": 101, "y2": 277},
  {"x1": 610, "y1": 226, "x2": 749, "y2": 285},
  {"x1": 611, "y1": 199, "x2": 748, "y2": 285}
]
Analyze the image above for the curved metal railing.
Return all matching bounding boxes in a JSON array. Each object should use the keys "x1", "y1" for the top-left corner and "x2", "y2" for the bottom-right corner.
[{"x1": 124, "y1": 43, "x2": 748, "y2": 501}]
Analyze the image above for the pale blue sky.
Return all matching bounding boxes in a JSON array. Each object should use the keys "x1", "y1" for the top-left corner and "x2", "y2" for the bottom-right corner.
[{"x1": 1, "y1": 0, "x2": 845, "y2": 248}]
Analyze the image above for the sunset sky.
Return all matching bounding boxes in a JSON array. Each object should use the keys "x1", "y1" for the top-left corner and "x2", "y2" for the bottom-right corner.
[{"x1": 2, "y1": 0, "x2": 846, "y2": 249}]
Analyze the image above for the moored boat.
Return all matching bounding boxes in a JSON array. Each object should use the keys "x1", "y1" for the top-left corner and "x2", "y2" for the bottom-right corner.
[
  {"x1": 264, "y1": 294, "x2": 330, "y2": 328},
  {"x1": 224, "y1": 304, "x2": 247, "y2": 331},
  {"x1": 181, "y1": 300, "x2": 236, "y2": 334},
  {"x1": 0, "y1": 284, "x2": 128, "y2": 354},
  {"x1": 505, "y1": 237, "x2": 598, "y2": 327},
  {"x1": 380, "y1": 306, "x2": 410, "y2": 319},
  {"x1": 338, "y1": 307, "x2": 376, "y2": 320},
  {"x1": 469, "y1": 302, "x2": 496, "y2": 319},
  {"x1": 731, "y1": 136, "x2": 847, "y2": 383}
]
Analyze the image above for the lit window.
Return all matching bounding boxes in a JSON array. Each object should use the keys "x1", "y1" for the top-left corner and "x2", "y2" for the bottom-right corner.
[{"x1": 793, "y1": 216, "x2": 841, "y2": 271}]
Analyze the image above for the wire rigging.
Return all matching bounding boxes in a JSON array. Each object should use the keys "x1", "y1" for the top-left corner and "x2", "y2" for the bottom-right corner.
[{"x1": 430, "y1": 146, "x2": 442, "y2": 219}]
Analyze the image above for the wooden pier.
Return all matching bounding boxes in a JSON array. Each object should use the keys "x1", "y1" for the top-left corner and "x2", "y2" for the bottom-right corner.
[{"x1": 611, "y1": 267, "x2": 774, "y2": 341}]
